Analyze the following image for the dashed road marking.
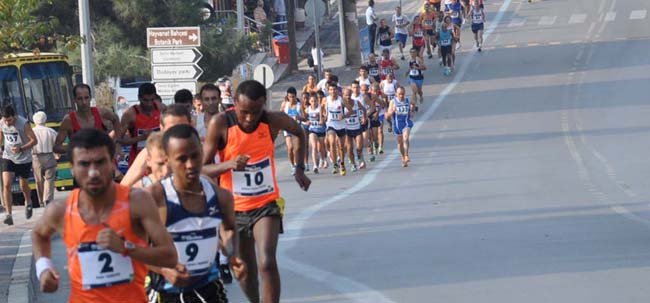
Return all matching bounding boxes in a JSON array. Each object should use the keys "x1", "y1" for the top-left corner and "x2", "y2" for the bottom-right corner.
[
  {"x1": 630, "y1": 9, "x2": 647, "y2": 20},
  {"x1": 604, "y1": 11, "x2": 616, "y2": 22},
  {"x1": 508, "y1": 18, "x2": 526, "y2": 27},
  {"x1": 538, "y1": 16, "x2": 557, "y2": 26},
  {"x1": 568, "y1": 13, "x2": 587, "y2": 24}
]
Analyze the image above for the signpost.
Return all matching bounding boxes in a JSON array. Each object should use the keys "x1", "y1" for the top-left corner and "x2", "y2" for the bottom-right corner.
[
  {"x1": 253, "y1": 64, "x2": 275, "y2": 89},
  {"x1": 147, "y1": 27, "x2": 203, "y2": 99}
]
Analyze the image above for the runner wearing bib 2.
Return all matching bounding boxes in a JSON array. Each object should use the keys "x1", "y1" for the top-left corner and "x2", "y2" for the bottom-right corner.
[
  {"x1": 31, "y1": 129, "x2": 177, "y2": 303},
  {"x1": 147, "y1": 125, "x2": 241, "y2": 303},
  {"x1": 202, "y1": 80, "x2": 311, "y2": 303}
]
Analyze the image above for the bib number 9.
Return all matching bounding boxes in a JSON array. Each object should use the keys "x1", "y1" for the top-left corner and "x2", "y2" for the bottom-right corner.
[{"x1": 186, "y1": 243, "x2": 199, "y2": 262}]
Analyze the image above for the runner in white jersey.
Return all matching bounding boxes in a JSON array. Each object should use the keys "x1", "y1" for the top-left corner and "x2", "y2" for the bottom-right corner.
[
  {"x1": 305, "y1": 93, "x2": 327, "y2": 173},
  {"x1": 323, "y1": 81, "x2": 348, "y2": 176},
  {"x1": 348, "y1": 84, "x2": 369, "y2": 170},
  {"x1": 357, "y1": 66, "x2": 373, "y2": 87},
  {"x1": 392, "y1": 6, "x2": 410, "y2": 60},
  {"x1": 470, "y1": 0, "x2": 485, "y2": 52},
  {"x1": 379, "y1": 73, "x2": 399, "y2": 133}
]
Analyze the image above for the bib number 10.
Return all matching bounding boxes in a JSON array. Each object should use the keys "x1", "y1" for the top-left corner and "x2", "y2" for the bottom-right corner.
[{"x1": 244, "y1": 171, "x2": 264, "y2": 187}]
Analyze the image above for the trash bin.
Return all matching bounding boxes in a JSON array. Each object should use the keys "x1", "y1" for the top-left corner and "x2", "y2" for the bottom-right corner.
[{"x1": 272, "y1": 35, "x2": 290, "y2": 64}]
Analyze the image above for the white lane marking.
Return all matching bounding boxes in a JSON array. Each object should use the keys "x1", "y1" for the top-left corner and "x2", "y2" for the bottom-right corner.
[
  {"x1": 568, "y1": 13, "x2": 587, "y2": 24},
  {"x1": 604, "y1": 11, "x2": 616, "y2": 22},
  {"x1": 630, "y1": 10, "x2": 647, "y2": 20},
  {"x1": 278, "y1": 1, "x2": 514, "y2": 301},
  {"x1": 7, "y1": 230, "x2": 33, "y2": 303},
  {"x1": 508, "y1": 18, "x2": 526, "y2": 27},
  {"x1": 538, "y1": 16, "x2": 557, "y2": 26}
]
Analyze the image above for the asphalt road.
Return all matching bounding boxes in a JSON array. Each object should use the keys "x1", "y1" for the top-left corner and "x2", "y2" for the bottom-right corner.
[{"x1": 224, "y1": 0, "x2": 650, "y2": 302}]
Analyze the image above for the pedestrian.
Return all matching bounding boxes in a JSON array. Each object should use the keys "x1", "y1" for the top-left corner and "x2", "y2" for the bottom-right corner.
[
  {"x1": 202, "y1": 80, "x2": 311, "y2": 303},
  {"x1": 366, "y1": 0, "x2": 378, "y2": 54},
  {"x1": 31, "y1": 111, "x2": 57, "y2": 208},
  {"x1": 1, "y1": 105, "x2": 37, "y2": 225},
  {"x1": 31, "y1": 129, "x2": 177, "y2": 302}
]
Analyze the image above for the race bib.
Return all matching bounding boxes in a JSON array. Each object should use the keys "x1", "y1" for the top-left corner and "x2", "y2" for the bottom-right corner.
[
  {"x1": 3, "y1": 131, "x2": 22, "y2": 147},
  {"x1": 424, "y1": 19, "x2": 434, "y2": 26},
  {"x1": 346, "y1": 115, "x2": 359, "y2": 125},
  {"x1": 232, "y1": 158, "x2": 275, "y2": 197},
  {"x1": 381, "y1": 33, "x2": 390, "y2": 40},
  {"x1": 78, "y1": 242, "x2": 134, "y2": 289},
  {"x1": 473, "y1": 13, "x2": 483, "y2": 23},
  {"x1": 136, "y1": 127, "x2": 161, "y2": 149},
  {"x1": 441, "y1": 38, "x2": 451, "y2": 46},
  {"x1": 452, "y1": 11, "x2": 460, "y2": 18},
  {"x1": 369, "y1": 68, "x2": 379, "y2": 76},
  {"x1": 414, "y1": 30, "x2": 424, "y2": 37},
  {"x1": 397, "y1": 105, "x2": 410, "y2": 115},
  {"x1": 410, "y1": 69, "x2": 420, "y2": 76},
  {"x1": 172, "y1": 228, "x2": 219, "y2": 276},
  {"x1": 330, "y1": 111, "x2": 342, "y2": 121},
  {"x1": 382, "y1": 68, "x2": 392, "y2": 75}
]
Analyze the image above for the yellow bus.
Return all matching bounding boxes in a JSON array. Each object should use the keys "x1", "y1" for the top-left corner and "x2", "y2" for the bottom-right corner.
[{"x1": 0, "y1": 52, "x2": 76, "y2": 204}]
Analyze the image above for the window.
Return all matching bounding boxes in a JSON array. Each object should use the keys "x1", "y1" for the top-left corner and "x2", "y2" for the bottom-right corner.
[{"x1": 21, "y1": 62, "x2": 73, "y2": 121}]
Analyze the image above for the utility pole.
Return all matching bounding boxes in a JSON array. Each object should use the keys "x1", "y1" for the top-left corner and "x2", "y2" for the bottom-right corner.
[
  {"x1": 311, "y1": 0, "x2": 323, "y2": 78},
  {"x1": 78, "y1": 0, "x2": 95, "y2": 91},
  {"x1": 287, "y1": 0, "x2": 299, "y2": 71},
  {"x1": 237, "y1": 0, "x2": 245, "y2": 31},
  {"x1": 337, "y1": 0, "x2": 347, "y2": 65},
  {"x1": 339, "y1": 0, "x2": 361, "y2": 66}
]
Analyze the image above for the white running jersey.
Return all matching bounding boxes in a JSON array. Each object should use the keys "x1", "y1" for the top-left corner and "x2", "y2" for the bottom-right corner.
[
  {"x1": 381, "y1": 79, "x2": 398, "y2": 97},
  {"x1": 357, "y1": 77, "x2": 371, "y2": 87},
  {"x1": 326, "y1": 96, "x2": 346, "y2": 130},
  {"x1": 345, "y1": 101, "x2": 361, "y2": 130},
  {"x1": 472, "y1": 9, "x2": 484, "y2": 24}
]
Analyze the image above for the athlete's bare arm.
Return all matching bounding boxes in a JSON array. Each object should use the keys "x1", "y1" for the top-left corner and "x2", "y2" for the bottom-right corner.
[
  {"x1": 202, "y1": 113, "x2": 250, "y2": 178},
  {"x1": 53, "y1": 115, "x2": 72, "y2": 154},
  {"x1": 21, "y1": 123, "x2": 38, "y2": 151},
  {"x1": 267, "y1": 111, "x2": 311, "y2": 191},
  {"x1": 212, "y1": 184, "x2": 247, "y2": 280},
  {"x1": 115, "y1": 107, "x2": 146, "y2": 147},
  {"x1": 31, "y1": 200, "x2": 66, "y2": 292},
  {"x1": 99, "y1": 107, "x2": 120, "y2": 139},
  {"x1": 418, "y1": 58, "x2": 428, "y2": 70},
  {"x1": 358, "y1": 101, "x2": 368, "y2": 125},
  {"x1": 386, "y1": 100, "x2": 396, "y2": 120},
  {"x1": 120, "y1": 148, "x2": 148, "y2": 186},
  {"x1": 126, "y1": 189, "x2": 177, "y2": 268}
]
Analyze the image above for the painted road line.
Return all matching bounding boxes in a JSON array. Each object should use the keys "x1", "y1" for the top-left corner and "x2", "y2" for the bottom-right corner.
[
  {"x1": 568, "y1": 13, "x2": 587, "y2": 24},
  {"x1": 7, "y1": 231, "x2": 32, "y2": 303},
  {"x1": 630, "y1": 10, "x2": 647, "y2": 20},
  {"x1": 604, "y1": 11, "x2": 616, "y2": 22},
  {"x1": 508, "y1": 18, "x2": 526, "y2": 27},
  {"x1": 277, "y1": 0, "x2": 514, "y2": 302},
  {"x1": 538, "y1": 16, "x2": 557, "y2": 26}
]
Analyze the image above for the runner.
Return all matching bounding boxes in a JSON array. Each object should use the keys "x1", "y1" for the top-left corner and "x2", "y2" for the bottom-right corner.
[
  {"x1": 379, "y1": 49, "x2": 400, "y2": 81},
  {"x1": 31, "y1": 128, "x2": 177, "y2": 302},
  {"x1": 53, "y1": 84, "x2": 120, "y2": 155},
  {"x1": 380, "y1": 72, "x2": 399, "y2": 133},
  {"x1": 410, "y1": 14, "x2": 426, "y2": 58},
  {"x1": 305, "y1": 93, "x2": 327, "y2": 173},
  {"x1": 146, "y1": 125, "x2": 245, "y2": 303},
  {"x1": 279, "y1": 87, "x2": 305, "y2": 175},
  {"x1": 407, "y1": 48, "x2": 427, "y2": 110},
  {"x1": 344, "y1": 87, "x2": 368, "y2": 171},
  {"x1": 132, "y1": 132, "x2": 167, "y2": 189},
  {"x1": 392, "y1": 6, "x2": 410, "y2": 60},
  {"x1": 365, "y1": 53, "x2": 381, "y2": 83},
  {"x1": 199, "y1": 84, "x2": 223, "y2": 139},
  {"x1": 369, "y1": 82, "x2": 386, "y2": 154},
  {"x1": 445, "y1": 0, "x2": 463, "y2": 50},
  {"x1": 316, "y1": 69, "x2": 333, "y2": 96},
  {"x1": 386, "y1": 87, "x2": 415, "y2": 167},
  {"x1": 377, "y1": 18, "x2": 394, "y2": 56},
  {"x1": 323, "y1": 81, "x2": 348, "y2": 175},
  {"x1": 421, "y1": 3, "x2": 438, "y2": 59},
  {"x1": 1, "y1": 105, "x2": 37, "y2": 225},
  {"x1": 357, "y1": 66, "x2": 373, "y2": 87},
  {"x1": 116, "y1": 83, "x2": 165, "y2": 167},
  {"x1": 202, "y1": 80, "x2": 311, "y2": 303},
  {"x1": 301, "y1": 74, "x2": 319, "y2": 95},
  {"x1": 435, "y1": 10, "x2": 445, "y2": 66},
  {"x1": 471, "y1": 0, "x2": 486, "y2": 52},
  {"x1": 439, "y1": 16, "x2": 455, "y2": 75},
  {"x1": 120, "y1": 104, "x2": 193, "y2": 187},
  {"x1": 428, "y1": 0, "x2": 442, "y2": 11},
  {"x1": 359, "y1": 83, "x2": 378, "y2": 162}
]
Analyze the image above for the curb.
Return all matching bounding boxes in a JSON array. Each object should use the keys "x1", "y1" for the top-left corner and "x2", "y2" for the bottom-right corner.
[{"x1": 7, "y1": 230, "x2": 32, "y2": 303}]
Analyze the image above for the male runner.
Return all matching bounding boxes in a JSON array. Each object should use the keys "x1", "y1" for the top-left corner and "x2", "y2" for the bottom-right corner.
[
  {"x1": 31, "y1": 129, "x2": 177, "y2": 302},
  {"x1": 132, "y1": 132, "x2": 167, "y2": 189},
  {"x1": 316, "y1": 69, "x2": 334, "y2": 96},
  {"x1": 116, "y1": 83, "x2": 165, "y2": 167},
  {"x1": 146, "y1": 124, "x2": 245, "y2": 302},
  {"x1": 379, "y1": 49, "x2": 400, "y2": 81},
  {"x1": 407, "y1": 48, "x2": 427, "y2": 110},
  {"x1": 54, "y1": 83, "x2": 120, "y2": 155},
  {"x1": 392, "y1": 6, "x2": 410, "y2": 60},
  {"x1": 369, "y1": 82, "x2": 386, "y2": 154},
  {"x1": 199, "y1": 84, "x2": 223, "y2": 140},
  {"x1": 376, "y1": 19, "x2": 394, "y2": 56},
  {"x1": 421, "y1": 3, "x2": 438, "y2": 59},
  {"x1": 343, "y1": 88, "x2": 367, "y2": 171},
  {"x1": 359, "y1": 84, "x2": 378, "y2": 162},
  {"x1": 386, "y1": 87, "x2": 415, "y2": 167},
  {"x1": 470, "y1": 0, "x2": 486, "y2": 52},
  {"x1": 1, "y1": 105, "x2": 37, "y2": 224},
  {"x1": 202, "y1": 80, "x2": 311, "y2": 303},
  {"x1": 365, "y1": 54, "x2": 382, "y2": 83},
  {"x1": 357, "y1": 66, "x2": 373, "y2": 87},
  {"x1": 323, "y1": 81, "x2": 348, "y2": 175}
]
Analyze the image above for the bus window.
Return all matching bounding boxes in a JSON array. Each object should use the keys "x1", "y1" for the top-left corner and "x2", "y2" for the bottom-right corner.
[
  {"x1": 21, "y1": 62, "x2": 73, "y2": 122},
  {"x1": 0, "y1": 66, "x2": 23, "y2": 112}
]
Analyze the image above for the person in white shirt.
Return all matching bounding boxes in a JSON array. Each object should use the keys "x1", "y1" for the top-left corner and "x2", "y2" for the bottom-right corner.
[
  {"x1": 392, "y1": 6, "x2": 410, "y2": 60},
  {"x1": 366, "y1": 0, "x2": 378, "y2": 54},
  {"x1": 310, "y1": 44, "x2": 324, "y2": 73},
  {"x1": 31, "y1": 111, "x2": 57, "y2": 207}
]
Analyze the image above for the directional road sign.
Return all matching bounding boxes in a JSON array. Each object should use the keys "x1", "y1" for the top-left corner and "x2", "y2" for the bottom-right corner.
[
  {"x1": 253, "y1": 64, "x2": 275, "y2": 89},
  {"x1": 154, "y1": 81, "x2": 197, "y2": 97},
  {"x1": 147, "y1": 27, "x2": 201, "y2": 48},
  {"x1": 151, "y1": 48, "x2": 203, "y2": 65},
  {"x1": 152, "y1": 64, "x2": 203, "y2": 81}
]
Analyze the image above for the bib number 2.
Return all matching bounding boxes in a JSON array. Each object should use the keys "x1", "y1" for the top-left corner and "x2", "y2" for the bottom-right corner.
[{"x1": 78, "y1": 242, "x2": 134, "y2": 290}]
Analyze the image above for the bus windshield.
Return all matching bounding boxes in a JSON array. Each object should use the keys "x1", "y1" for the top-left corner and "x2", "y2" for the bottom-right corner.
[
  {"x1": 0, "y1": 66, "x2": 25, "y2": 117},
  {"x1": 21, "y1": 62, "x2": 73, "y2": 121}
]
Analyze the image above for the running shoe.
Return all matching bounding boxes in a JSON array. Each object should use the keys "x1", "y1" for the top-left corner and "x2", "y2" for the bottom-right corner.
[
  {"x1": 379, "y1": 147, "x2": 384, "y2": 154},
  {"x1": 351, "y1": 165, "x2": 358, "y2": 172},
  {"x1": 332, "y1": 164, "x2": 339, "y2": 174},
  {"x1": 370, "y1": 154, "x2": 376, "y2": 162},
  {"x1": 401, "y1": 55, "x2": 405, "y2": 60},
  {"x1": 3, "y1": 214, "x2": 13, "y2": 226},
  {"x1": 387, "y1": 124, "x2": 393, "y2": 133},
  {"x1": 313, "y1": 167, "x2": 319, "y2": 174},
  {"x1": 25, "y1": 205, "x2": 32, "y2": 220},
  {"x1": 428, "y1": 54, "x2": 433, "y2": 59},
  {"x1": 305, "y1": 163, "x2": 310, "y2": 172},
  {"x1": 456, "y1": 43, "x2": 461, "y2": 50},
  {"x1": 322, "y1": 160, "x2": 329, "y2": 169},
  {"x1": 359, "y1": 161, "x2": 366, "y2": 169},
  {"x1": 405, "y1": 155, "x2": 410, "y2": 163},
  {"x1": 340, "y1": 164, "x2": 347, "y2": 176},
  {"x1": 402, "y1": 160, "x2": 408, "y2": 167},
  {"x1": 220, "y1": 264, "x2": 233, "y2": 284},
  {"x1": 291, "y1": 165, "x2": 296, "y2": 176}
]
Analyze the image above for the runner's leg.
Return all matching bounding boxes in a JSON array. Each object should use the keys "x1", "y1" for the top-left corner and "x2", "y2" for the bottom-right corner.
[
  {"x1": 252, "y1": 216, "x2": 282, "y2": 303},
  {"x1": 238, "y1": 230, "x2": 260, "y2": 303}
]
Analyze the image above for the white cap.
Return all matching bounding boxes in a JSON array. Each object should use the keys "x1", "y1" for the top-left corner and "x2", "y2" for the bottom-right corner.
[{"x1": 33, "y1": 111, "x2": 47, "y2": 125}]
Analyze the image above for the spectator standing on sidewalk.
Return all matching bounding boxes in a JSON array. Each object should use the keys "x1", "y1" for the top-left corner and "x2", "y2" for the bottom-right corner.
[
  {"x1": 31, "y1": 111, "x2": 57, "y2": 208},
  {"x1": 366, "y1": 0, "x2": 378, "y2": 54}
]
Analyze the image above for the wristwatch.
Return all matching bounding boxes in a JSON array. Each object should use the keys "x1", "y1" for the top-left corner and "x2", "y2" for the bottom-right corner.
[{"x1": 122, "y1": 240, "x2": 136, "y2": 256}]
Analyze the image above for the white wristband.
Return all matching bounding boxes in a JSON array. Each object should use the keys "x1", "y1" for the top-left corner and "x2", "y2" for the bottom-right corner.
[{"x1": 35, "y1": 257, "x2": 54, "y2": 280}]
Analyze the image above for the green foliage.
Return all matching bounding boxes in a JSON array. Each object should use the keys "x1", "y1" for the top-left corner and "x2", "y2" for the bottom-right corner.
[{"x1": 199, "y1": 22, "x2": 252, "y2": 80}]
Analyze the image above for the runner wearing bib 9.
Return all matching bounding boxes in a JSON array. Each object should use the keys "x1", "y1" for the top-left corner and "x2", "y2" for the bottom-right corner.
[
  {"x1": 410, "y1": 15, "x2": 426, "y2": 58},
  {"x1": 31, "y1": 129, "x2": 177, "y2": 303},
  {"x1": 421, "y1": 3, "x2": 438, "y2": 59},
  {"x1": 146, "y1": 125, "x2": 243, "y2": 303},
  {"x1": 407, "y1": 48, "x2": 426, "y2": 111},
  {"x1": 202, "y1": 80, "x2": 311, "y2": 303},
  {"x1": 386, "y1": 87, "x2": 415, "y2": 167}
]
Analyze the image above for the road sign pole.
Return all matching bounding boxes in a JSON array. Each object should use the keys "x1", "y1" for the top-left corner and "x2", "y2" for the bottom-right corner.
[{"x1": 78, "y1": 0, "x2": 95, "y2": 91}]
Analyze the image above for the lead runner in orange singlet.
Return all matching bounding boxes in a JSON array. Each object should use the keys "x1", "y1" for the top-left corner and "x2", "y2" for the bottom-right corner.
[
  {"x1": 31, "y1": 129, "x2": 177, "y2": 303},
  {"x1": 202, "y1": 80, "x2": 311, "y2": 303}
]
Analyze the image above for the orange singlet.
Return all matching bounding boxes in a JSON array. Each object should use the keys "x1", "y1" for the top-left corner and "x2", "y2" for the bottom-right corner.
[
  {"x1": 63, "y1": 183, "x2": 148, "y2": 303},
  {"x1": 219, "y1": 111, "x2": 280, "y2": 212}
]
